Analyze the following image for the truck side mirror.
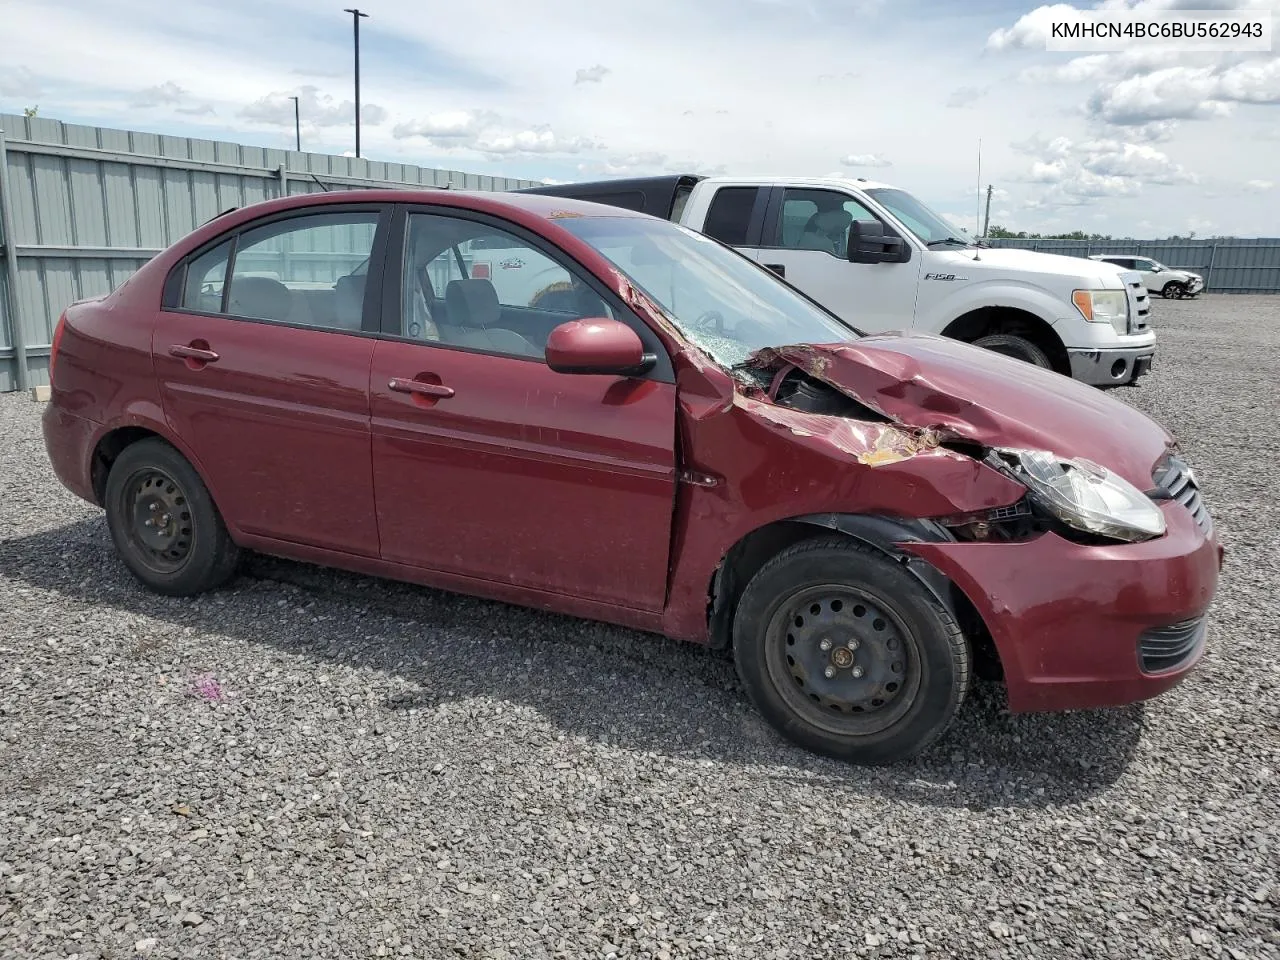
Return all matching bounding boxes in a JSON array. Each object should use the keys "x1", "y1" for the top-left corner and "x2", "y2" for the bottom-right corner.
[{"x1": 848, "y1": 219, "x2": 907, "y2": 264}]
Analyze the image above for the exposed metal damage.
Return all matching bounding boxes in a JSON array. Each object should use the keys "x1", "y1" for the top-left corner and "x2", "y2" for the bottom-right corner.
[{"x1": 741, "y1": 342, "x2": 972, "y2": 468}]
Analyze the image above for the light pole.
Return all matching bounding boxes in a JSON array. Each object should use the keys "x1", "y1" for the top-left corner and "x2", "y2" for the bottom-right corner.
[
  {"x1": 288, "y1": 95, "x2": 300, "y2": 151},
  {"x1": 343, "y1": 8, "x2": 369, "y2": 158}
]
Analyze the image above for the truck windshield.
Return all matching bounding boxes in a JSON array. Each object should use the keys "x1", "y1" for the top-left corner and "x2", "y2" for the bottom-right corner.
[
  {"x1": 557, "y1": 216, "x2": 858, "y2": 368},
  {"x1": 865, "y1": 187, "x2": 971, "y2": 246}
]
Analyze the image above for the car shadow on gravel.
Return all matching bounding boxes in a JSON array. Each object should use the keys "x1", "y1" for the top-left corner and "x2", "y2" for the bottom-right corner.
[{"x1": 2, "y1": 519, "x2": 1146, "y2": 810}]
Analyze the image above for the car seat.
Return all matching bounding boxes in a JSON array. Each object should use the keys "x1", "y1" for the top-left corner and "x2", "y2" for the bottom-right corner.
[{"x1": 441, "y1": 279, "x2": 541, "y2": 358}]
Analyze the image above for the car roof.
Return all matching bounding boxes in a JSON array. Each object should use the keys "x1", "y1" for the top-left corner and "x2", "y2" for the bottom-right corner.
[
  {"x1": 698, "y1": 175, "x2": 899, "y2": 192},
  {"x1": 287, "y1": 188, "x2": 651, "y2": 221}
]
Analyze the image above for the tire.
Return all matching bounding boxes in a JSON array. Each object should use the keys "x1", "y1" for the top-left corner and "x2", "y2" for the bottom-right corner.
[
  {"x1": 1161, "y1": 281, "x2": 1185, "y2": 300},
  {"x1": 732, "y1": 536, "x2": 970, "y2": 765},
  {"x1": 104, "y1": 438, "x2": 240, "y2": 596},
  {"x1": 971, "y1": 333, "x2": 1052, "y2": 369}
]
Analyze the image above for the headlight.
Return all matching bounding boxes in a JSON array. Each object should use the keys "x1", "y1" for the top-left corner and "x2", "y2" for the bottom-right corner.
[
  {"x1": 1073, "y1": 289, "x2": 1129, "y2": 334},
  {"x1": 996, "y1": 449, "x2": 1166, "y2": 542}
]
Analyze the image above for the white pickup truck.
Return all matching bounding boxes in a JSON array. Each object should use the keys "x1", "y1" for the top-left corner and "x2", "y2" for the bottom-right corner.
[{"x1": 521, "y1": 175, "x2": 1155, "y2": 387}]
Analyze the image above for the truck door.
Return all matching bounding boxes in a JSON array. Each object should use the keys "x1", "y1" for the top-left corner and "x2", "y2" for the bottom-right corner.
[
  {"x1": 754, "y1": 187, "x2": 921, "y2": 333},
  {"x1": 691, "y1": 185, "x2": 770, "y2": 266}
]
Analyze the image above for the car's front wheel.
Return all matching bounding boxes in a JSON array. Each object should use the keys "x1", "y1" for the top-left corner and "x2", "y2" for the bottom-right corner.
[
  {"x1": 104, "y1": 438, "x2": 240, "y2": 596},
  {"x1": 1161, "y1": 281, "x2": 1186, "y2": 299},
  {"x1": 733, "y1": 537, "x2": 970, "y2": 764}
]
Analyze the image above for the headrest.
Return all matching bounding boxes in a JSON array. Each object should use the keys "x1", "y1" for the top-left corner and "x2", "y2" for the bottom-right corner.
[
  {"x1": 334, "y1": 273, "x2": 366, "y2": 329},
  {"x1": 808, "y1": 209, "x2": 854, "y2": 237},
  {"x1": 228, "y1": 276, "x2": 291, "y2": 322},
  {"x1": 445, "y1": 279, "x2": 501, "y2": 329}
]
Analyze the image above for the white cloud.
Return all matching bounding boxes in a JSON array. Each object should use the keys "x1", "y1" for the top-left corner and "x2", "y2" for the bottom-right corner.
[
  {"x1": 478, "y1": 127, "x2": 602, "y2": 156},
  {"x1": 130, "y1": 80, "x2": 216, "y2": 116},
  {"x1": 840, "y1": 153, "x2": 892, "y2": 167},
  {"x1": 241, "y1": 85, "x2": 387, "y2": 129},
  {"x1": 1245, "y1": 179, "x2": 1274, "y2": 191},
  {"x1": 1086, "y1": 59, "x2": 1280, "y2": 125},
  {"x1": 392, "y1": 111, "x2": 495, "y2": 141},
  {"x1": 1080, "y1": 141, "x2": 1197, "y2": 184},
  {"x1": 0, "y1": 66, "x2": 41, "y2": 99},
  {"x1": 574, "y1": 64, "x2": 611, "y2": 84},
  {"x1": 1013, "y1": 133, "x2": 1195, "y2": 205},
  {"x1": 395, "y1": 110, "x2": 603, "y2": 158},
  {"x1": 947, "y1": 86, "x2": 987, "y2": 108},
  {"x1": 985, "y1": 4, "x2": 1081, "y2": 51}
]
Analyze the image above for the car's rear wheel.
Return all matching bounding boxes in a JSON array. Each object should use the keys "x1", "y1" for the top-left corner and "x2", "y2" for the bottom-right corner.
[
  {"x1": 971, "y1": 333, "x2": 1052, "y2": 369},
  {"x1": 1161, "y1": 281, "x2": 1185, "y2": 299},
  {"x1": 104, "y1": 438, "x2": 239, "y2": 596},
  {"x1": 733, "y1": 537, "x2": 970, "y2": 764}
]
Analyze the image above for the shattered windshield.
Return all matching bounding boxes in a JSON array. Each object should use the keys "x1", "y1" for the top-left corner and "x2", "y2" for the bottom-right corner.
[{"x1": 556, "y1": 216, "x2": 858, "y2": 368}]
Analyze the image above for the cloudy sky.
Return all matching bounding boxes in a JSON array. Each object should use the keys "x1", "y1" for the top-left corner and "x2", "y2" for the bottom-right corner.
[{"x1": 1, "y1": 0, "x2": 1277, "y2": 237}]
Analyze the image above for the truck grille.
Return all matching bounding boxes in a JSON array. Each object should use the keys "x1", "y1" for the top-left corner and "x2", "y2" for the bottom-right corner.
[
  {"x1": 1128, "y1": 279, "x2": 1150, "y2": 332},
  {"x1": 1151, "y1": 455, "x2": 1212, "y2": 535},
  {"x1": 1138, "y1": 617, "x2": 1206, "y2": 673}
]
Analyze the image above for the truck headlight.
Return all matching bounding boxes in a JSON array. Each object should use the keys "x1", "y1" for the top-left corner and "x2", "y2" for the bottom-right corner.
[
  {"x1": 996, "y1": 449, "x2": 1166, "y2": 542},
  {"x1": 1072, "y1": 289, "x2": 1129, "y2": 334}
]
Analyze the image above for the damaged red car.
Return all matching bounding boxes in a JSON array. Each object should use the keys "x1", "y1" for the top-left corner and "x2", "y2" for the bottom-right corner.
[{"x1": 42, "y1": 190, "x2": 1224, "y2": 763}]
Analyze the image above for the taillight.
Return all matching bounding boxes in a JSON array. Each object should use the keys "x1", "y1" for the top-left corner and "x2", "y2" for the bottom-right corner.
[{"x1": 49, "y1": 312, "x2": 67, "y2": 381}]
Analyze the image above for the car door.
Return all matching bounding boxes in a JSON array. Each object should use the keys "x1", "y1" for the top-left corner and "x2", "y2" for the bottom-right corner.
[
  {"x1": 368, "y1": 206, "x2": 678, "y2": 611},
  {"x1": 154, "y1": 204, "x2": 389, "y2": 555},
  {"x1": 752, "y1": 187, "x2": 920, "y2": 332},
  {"x1": 1133, "y1": 258, "x2": 1160, "y2": 292}
]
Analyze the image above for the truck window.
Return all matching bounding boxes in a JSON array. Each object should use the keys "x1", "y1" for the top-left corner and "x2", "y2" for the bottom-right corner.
[
  {"x1": 702, "y1": 187, "x2": 760, "y2": 245},
  {"x1": 773, "y1": 189, "x2": 876, "y2": 256}
]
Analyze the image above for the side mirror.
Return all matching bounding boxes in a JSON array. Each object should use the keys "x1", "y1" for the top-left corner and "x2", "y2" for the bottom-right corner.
[
  {"x1": 847, "y1": 219, "x2": 907, "y2": 264},
  {"x1": 545, "y1": 318, "x2": 655, "y2": 376}
]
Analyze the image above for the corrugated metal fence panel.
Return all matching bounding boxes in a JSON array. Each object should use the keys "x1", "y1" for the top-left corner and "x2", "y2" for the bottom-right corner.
[
  {"x1": 0, "y1": 113, "x2": 543, "y2": 391},
  {"x1": 984, "y1": 238, "x2": 1280, "y2": 294}
]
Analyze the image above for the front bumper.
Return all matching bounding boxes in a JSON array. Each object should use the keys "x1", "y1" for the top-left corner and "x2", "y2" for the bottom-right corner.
[
  {"x1": 907, "y1": 502, "x2": 1223, "y2": 713},
  {"x1": 1068, "y1": 346, "x2": 1155, "y2": 386}
]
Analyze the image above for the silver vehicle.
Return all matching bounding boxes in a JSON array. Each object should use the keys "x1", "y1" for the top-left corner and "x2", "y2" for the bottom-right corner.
[{"x1": 1090, "y1": 255, "x2": 1204, "y2": 300}]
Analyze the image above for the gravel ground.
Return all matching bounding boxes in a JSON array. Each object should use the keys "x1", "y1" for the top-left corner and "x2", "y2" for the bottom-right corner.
[{"x1": 1, "y1": 295, "x2": 1278, "y2": 960}]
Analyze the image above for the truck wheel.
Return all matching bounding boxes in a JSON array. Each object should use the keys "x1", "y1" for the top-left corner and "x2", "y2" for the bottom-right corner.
[
  {"x1": 104, "y1": 438, "x2": 240, "y2": 596},
  {"x1": 1161, "y1": 281, "x2": 1185, "y2": 299},
  {"x1": 733, "y1": 536, "x2": 970, "y2": 765},
  {"x1": 971, "y1": 333, "x2": 1052, "y2": 369}
]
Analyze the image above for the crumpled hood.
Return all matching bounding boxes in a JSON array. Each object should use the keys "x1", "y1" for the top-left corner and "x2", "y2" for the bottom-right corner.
[{"x1": 750, "y1": 334, "x2": 1172, "y2": 489}]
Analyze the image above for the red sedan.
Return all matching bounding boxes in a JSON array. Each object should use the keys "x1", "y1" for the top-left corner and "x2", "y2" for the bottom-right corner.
[{"x1": 41, "y1": 189, "x2": 1223, "y2": 763}]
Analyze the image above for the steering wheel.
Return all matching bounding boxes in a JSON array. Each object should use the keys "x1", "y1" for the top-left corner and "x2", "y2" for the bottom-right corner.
[{"x1": 693, "y1": 310, "x2": 726, "y2": 335}]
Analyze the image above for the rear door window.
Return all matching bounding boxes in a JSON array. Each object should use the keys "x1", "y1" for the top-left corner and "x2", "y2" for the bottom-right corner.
[{"x1": 702, "y1": 187, "x2": 761, "y2": 246}]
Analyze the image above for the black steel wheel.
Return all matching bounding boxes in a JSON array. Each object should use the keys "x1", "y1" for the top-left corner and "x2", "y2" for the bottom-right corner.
[
  {"x1": 105, "y1": 438, "x2": 239, "y2": 596},
  {"x1": 971, "y1": 333, "x2": 1052, "y2": 369},
  {"x1": 1161, "y1": 281, "x2": 1185, "y2": 300},
  {"x1": 766, "y1": 584, "x2": 921, "y2": 737},
  {"x1": 734, "y1": 536, "x2": 970, "y2": 764}
]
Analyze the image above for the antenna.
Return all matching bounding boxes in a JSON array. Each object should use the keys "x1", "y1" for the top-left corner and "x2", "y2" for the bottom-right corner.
[{"x1": 976, "y1": 138, "x2": 982, "y2": 236}]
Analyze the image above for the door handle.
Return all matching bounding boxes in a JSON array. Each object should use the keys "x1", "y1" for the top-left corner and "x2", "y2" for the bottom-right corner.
[
  {"x1": 764, "y1": 263, "x2": 785, "y2": 278},
  {"x1": 169, "y1": 343, "x2": 219, "y2": 363},
  {"x1": 389, "y1": 377, "x2": 455, "y2": 399}
]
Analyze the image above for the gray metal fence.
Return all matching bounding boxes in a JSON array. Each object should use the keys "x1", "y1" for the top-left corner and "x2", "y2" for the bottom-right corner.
[
  {"x1": 983, "y1": 237, "x2": 1280, "y2": 295},
  {"x1": 0, "y1": 114, "x2": 541, "y2": 392}
]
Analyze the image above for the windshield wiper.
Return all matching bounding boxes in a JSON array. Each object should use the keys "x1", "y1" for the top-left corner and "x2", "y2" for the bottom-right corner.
[{"x1": 926, "y1": 237, "x2": 971, "y2": 247}]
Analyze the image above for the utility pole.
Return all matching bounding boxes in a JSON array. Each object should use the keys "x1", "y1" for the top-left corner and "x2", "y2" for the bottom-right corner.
[
  {"x1": 343, "y1": 8, "x2": 369, "y2": 158},
  {"x1": 982, "y1": 184, "x2": 993, "y2": 239},
  {"x1": 289, "y1": 96, "x2": 301, "y2": 152}
]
